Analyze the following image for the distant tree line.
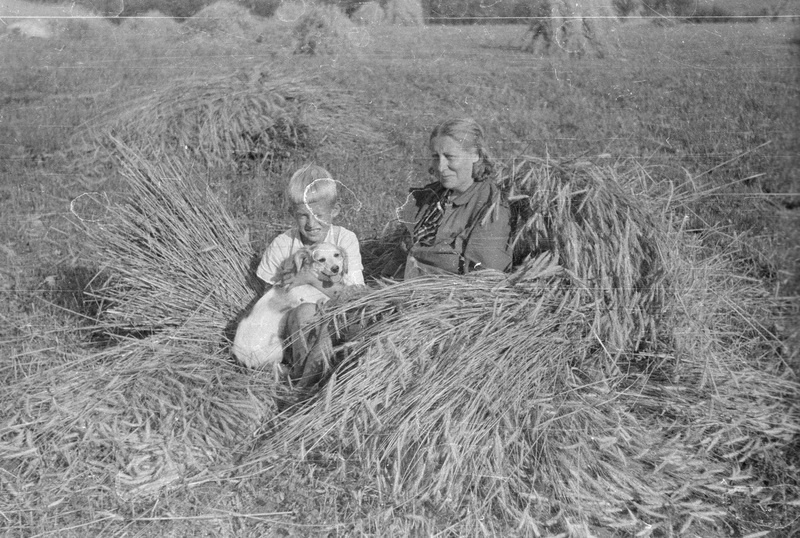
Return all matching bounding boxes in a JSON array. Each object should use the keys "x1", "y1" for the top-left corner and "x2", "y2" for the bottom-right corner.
[
  {"x1": 30, "y1": 0, "x2": 281, "y2": 19},
  {"x1": 29, "y1": 0, "x2": 773, "y2": 24},
  {"x1": 319, "y1": 0, "x2": 622, "y2": 24},
  {"x1": 423, "y1": 0, "x2": 537, "y2": 25},
  {"x1": 26, "y1": 0, "x2": 598, "y2": 23}
]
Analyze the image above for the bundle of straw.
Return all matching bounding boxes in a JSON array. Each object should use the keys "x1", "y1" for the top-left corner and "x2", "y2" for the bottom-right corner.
[
  {"x1": 184, "y1": 1, "x2": 258, "y2": 37},
  {"x1": 523, "y1": 0, "x2": 617, "y2": 58},
  {"x1": 121, "y1": 10, "x2": 183, "y2": 38},
  {"x1": 352, "y1": 1, "x2": 385, "y2": 25},
  {"x1": 70, "y1": 67, "x2": 386, "y2": 174},
  {"x1": 293, "y1": 4, "x2": 355, "y2": 55},
  {"x1": 385, "y1": 0, "x2": 424, "y2": 26},
  {"x1": 501, "y1": 155, "x2": 668, "y2": 354},
  {"x1": 0, "y1": 338, "x2": 276, "y2": 516},
  {"x1": 72, "y1": 70, "x2": 310, "y2": 172},
  {"x1": 0, "y1": 142, "x2": 289, "y2": 526},
  {"x1": 80, "y1": 140, "x2": 255, "y2": 338}
]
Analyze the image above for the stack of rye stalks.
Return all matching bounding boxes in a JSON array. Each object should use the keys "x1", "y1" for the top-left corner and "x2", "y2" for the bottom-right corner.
[
  {"x1": 82, "y1": 141, "x2": 256, "y2": 338},
  {"x1": 1, "y1": 339, "x2": 276, "y2": 509},
  {"x1": 502, "y1": 154, "x2": 669, "y2": 354},
  {"x1": 184, "y1": 1, "x2": 259, "y2": 37},
  {"x1": 292, "y1": 3, "x2": 355, "y2": 55},
  {"x1": 69, "y1": 67, "x2": 385, "y2": 175},
  {"x1": 1, "y1": 145, "x2": 281, "y2": 527},
  {"x1": 3, "y1": 146, "x2": 796, "y2": 536}
]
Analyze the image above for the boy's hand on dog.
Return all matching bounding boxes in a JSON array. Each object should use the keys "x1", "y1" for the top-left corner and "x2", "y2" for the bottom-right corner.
[{"x1": 281, "y1": 271, "x2": 318, "y2": 290}]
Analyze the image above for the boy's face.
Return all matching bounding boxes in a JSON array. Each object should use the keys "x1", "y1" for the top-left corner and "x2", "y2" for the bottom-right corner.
[{"x1": 292, "y1": 200, "x2": 339, "y2": 246}]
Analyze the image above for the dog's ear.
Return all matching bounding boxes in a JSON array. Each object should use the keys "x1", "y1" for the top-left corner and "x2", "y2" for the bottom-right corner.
[
  {"x1": 276, "y1": 256, "x2": 294, "y2": 287},
  {"x1": 293, "y1": 248, "x2": 311, "y2": 273}
]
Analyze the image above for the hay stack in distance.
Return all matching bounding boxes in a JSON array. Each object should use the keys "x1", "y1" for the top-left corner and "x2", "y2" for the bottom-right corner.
[
  {"x1": 385, "y1": 0, "x2": 424, "y2": 25},
  {"x1": 185, "y1": 1, "x2": 258, "y2": 36},
  {"x1": 524, "y1": 0, "x2": 618, "y2": 58},
  {"x1": 71, "y1": 69, "x2": 313, "y2": 172},
  {"x1": 5, "y1": 19, "x2": 53, "y2": 38},
  {"x1": 352, "y1": 1, "x2": 385, "y2": 25},
  {"x1": 68, "y1": 65, "x2": 387, "y2": 176},
  {"x1": 293, "y1": 3, "x2": 355, "y2": 55},
  {"x1": 273, "y1": 0, "x2": 308, "y2": 23},
  {"x1": 122, "y1": 10, "x2": 181, "y2": 37},
  {"x1": 0, "y1": 0, "x2": 108, "y2": 40}
]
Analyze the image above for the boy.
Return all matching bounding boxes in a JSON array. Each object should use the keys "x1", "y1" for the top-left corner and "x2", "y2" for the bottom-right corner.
[
  {"x1": 257, "y1": 164, "x2": 364, "y2": 389},
  {"x1": 257, "y1": 164, "x2": 364, "y2": 288}
]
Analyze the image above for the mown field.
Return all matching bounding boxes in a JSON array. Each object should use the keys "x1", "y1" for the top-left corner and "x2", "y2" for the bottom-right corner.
[{"x1": 1, "y1": 3, "x2": 799, "y2": 537}]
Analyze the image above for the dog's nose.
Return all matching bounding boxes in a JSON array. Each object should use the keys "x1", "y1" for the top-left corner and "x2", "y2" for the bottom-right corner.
[{"x1": 330, "y1": 265, "x2": 339, "y2": 274}]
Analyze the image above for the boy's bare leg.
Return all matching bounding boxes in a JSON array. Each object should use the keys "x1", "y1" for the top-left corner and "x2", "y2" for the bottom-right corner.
[
  {"x1": 285, "y1": 294, "x2": 372, "y2": 390},
  {"x1": 285, "y1": 303, "x2": 318, "y2": 381},
  {"x1": 297, "y1": 320, "x2": 333, "y2": 389}
]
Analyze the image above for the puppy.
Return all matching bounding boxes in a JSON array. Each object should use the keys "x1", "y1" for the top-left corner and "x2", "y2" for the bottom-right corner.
[
  {"x1": 232, "y1": 243, "x2": 347, "y2": 369},
  {"x1": 282, "y1": 241, "x2": 348, "y2": 293}
]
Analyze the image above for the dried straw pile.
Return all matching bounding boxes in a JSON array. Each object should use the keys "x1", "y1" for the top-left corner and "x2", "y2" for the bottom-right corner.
[
  {"x1": 246, "y1": 158, "x2": 799, "y2": 535},
  {"x1": 273, "y1": 0, "x2": 308, "y2": 23},
  {"x1": 71, "y1": 69, "x2": 309, "y2": 173},
  {"x1": 385, "y1": 0, "x2": 424, "y2": 26},
  {"x1": 524, "y1": 0, "x2": 619, "y2": 58},
  {"x1": 0, "y1": 0, "x2": 110, "y2": 40},
  {"x1": 184, "y1": 1, "x2": 259, "y2": 37},
  {"x1": 1, "y1": 146, "x2": 280, "y2": 524},
  {"x1": 81, "y1": 142, "x2": 255, "y2": 337},
  {"x1": 70, "y1": 68, "x2": 385, "y2": 174},
  {"x1": 502, "y1": 155, "x2": 667, "y2": 353},
  {"x1": 122, "y1": 9, "x2": 183, "y2": 38},
  {"x1": 352, "y1": 1, "x2": 385, "y2": 25},
  {"x1": 293, "y1": 3, "x2": 355, "y2": 55},
  {"x1": 0, "y1": 144, "x2": 281, "y2": 524},
  {"x1": 1, "y1": 340, "x2": 275, "y2": 516}
]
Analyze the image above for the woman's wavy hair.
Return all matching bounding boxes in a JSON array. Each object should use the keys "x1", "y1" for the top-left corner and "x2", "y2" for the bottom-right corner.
[{"x1": 428, "y1": 117, "x2": 496, "y2": 182}]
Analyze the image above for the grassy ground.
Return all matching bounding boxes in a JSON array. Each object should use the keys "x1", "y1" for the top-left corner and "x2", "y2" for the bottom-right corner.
[{"x1": 1, "y1": 7, "x2": 799, "y2": 537}]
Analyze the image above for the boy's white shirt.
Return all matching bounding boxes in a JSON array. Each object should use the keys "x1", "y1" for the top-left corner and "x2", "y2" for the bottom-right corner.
[{"x1": 256, "y1": 225, "x2": 365, "y2": 286}]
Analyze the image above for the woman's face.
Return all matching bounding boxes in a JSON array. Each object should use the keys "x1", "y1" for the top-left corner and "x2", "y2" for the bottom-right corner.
[{"x1": 429, "y1": 135, "x2": 479, "y2": 194}]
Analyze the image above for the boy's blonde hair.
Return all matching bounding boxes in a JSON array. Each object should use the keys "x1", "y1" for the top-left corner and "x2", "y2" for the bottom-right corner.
[{"x1": 285, "y1": 164, "x2": 338, "y2": 207}]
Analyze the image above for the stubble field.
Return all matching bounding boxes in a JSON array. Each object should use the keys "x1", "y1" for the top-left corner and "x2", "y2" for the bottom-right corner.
[{"x1": 1, "y1": 4, "x2": 799, "y2": 537}]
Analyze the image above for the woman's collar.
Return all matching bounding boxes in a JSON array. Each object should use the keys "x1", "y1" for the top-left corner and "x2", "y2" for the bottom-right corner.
[{"x1": 450, "y1": 180, "x2": 483, "y2": 206}]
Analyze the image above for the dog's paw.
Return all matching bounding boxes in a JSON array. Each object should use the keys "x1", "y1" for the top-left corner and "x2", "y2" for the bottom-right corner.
[
  {"x1": 279, "y1": 272, "x2": 295, "y2": 288},
  {"x1": 282, "y1": 272, "x2": 316, "y2": 290}
]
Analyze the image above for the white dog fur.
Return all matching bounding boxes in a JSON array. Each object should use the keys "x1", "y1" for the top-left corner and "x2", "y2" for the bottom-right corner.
[{"x1": 232, "y1": 242, "x2": 347, "y2": 369}]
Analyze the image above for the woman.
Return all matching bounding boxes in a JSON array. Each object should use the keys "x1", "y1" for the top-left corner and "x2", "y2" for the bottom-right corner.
[{"x1": 390, "y1": 117, "x2": 513, "y2": 279}]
